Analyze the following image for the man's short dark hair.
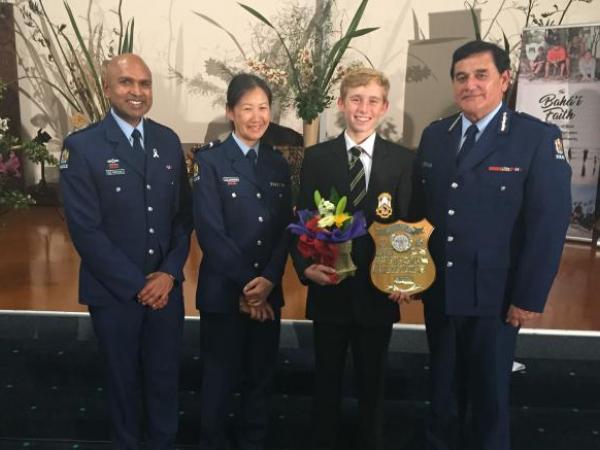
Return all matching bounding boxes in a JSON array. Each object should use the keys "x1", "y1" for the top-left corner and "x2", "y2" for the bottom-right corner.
[{"x1": 450, "y1": 40, "x2": 511, "y2": 78}]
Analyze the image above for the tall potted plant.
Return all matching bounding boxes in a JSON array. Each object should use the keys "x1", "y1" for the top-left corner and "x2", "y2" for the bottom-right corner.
[{"x1": 240, "y1": 0, "x2": 378, "y2": 146}]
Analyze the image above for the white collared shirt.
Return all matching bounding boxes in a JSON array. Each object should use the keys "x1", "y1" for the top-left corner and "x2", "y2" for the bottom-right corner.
[
  {"x1": 344, "y1": 131, "x2": 376, "y2": 188},
  {"x1": 232, "y1": 132, "x2": 260, "y2": 157}
]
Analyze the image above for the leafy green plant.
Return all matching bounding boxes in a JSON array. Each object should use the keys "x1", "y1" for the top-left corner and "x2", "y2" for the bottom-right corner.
[
  {"x1": 15, "y1": 0, "x2": 135, "y2": 136},
  {"x1": 0, "y1": 80, "x2": 35, "y2": 212},
  {"x1": 179, "y1": 1, "x2": 377, "y2": 123},
  {"x1": 240, "y1": 0, "x2": 378, "y2": 121}
]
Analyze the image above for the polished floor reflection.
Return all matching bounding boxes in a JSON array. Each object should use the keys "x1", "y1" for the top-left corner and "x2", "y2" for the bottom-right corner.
[{"x1": 1, "y1": 208, "x2": 599, "y2": 330}]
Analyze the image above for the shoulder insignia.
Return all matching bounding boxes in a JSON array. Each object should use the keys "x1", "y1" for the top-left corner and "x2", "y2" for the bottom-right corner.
[
  {"x1": 59, "y1": 148, "x2": 70, "y2": 170},
  {"x1": 67, "y1": 121, "x2": 98, "y2": 137},
  {"x1": 554, "y1": 137, "x2": 567, "y2": 160},
  {"x1": 515, "y1": 111, "x2": 552, "y2": 126},
  {"x1": 193, "y1": 140, "x2": 221, "y2": 153},
  {"x1": 191, "y1": 161, "x2": 200, "y2": 182}
]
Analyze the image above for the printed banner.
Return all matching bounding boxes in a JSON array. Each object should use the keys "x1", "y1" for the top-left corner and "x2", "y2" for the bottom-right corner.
[{"x1": 516, "y1": 24, "x2": 600, "y2": 240}]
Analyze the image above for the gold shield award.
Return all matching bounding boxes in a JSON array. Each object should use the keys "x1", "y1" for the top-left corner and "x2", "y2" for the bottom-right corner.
[{"x1": 368, "y1": 219, "x2": 436, "y2": 294}]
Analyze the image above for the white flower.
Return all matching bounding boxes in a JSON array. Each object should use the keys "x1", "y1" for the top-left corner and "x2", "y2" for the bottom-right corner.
[
  {"x1": 0, "y1": 117, "x2": 9, "y2": 137},
  {"x1": 318, "y1": 199, "x2": 335, "y2": 217},
  {"x1": 318, "y1": 215, "x2": 335, "y2": 228}
]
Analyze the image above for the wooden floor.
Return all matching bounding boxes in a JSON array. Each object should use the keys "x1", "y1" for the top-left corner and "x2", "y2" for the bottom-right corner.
[{"x1": 1, "y1": 207, "x2": 599, "y2": 330}]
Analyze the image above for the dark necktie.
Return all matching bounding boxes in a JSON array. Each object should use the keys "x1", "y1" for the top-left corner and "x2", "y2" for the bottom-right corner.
[
  {"x1": 456, "y1": 124, "x2": 479, "y2": 166},
  {"x1": 349, "y1": 146, "x2": 367, "y2": 208},
  {"x1": 131, "y1": 129, "x2": 146, "y2": 168},
  {"x1": 246, "y1": 148, "x2": 257, "y2": 169}
]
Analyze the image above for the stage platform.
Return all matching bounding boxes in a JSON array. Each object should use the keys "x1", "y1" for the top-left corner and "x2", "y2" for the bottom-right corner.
[
  {"x1": 0, "y1": 312, "x2": 599, "y2": 449},
  {"x1": 1, "y1": 207, "x2": 599, "y2": 330}
]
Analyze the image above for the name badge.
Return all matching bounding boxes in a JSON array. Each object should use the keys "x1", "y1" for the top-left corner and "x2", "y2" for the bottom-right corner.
[
  {"x1": 270, "y1": 181, "x2": 286, "y2": 188},
  {"x1": 223, "y1": 176, "x2": 239, "y2": 186},
  {"x1": 106, "y1": 159, "x2": 126, "y2": 176}
]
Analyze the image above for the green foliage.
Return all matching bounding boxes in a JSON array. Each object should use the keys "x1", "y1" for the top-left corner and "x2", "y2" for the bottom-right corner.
[
  {"x1": 22, "y1": 140, "x2": 58, "y2": 166},
  {"x1": 16, "y1": 0, "x2": 136, "y2": 131},
  {"x1": 239, "y1": 0, "x2": 378, "y2": 121},
  {"x1": 0, "y1": 81, "x2": 35, "y2": 212}
]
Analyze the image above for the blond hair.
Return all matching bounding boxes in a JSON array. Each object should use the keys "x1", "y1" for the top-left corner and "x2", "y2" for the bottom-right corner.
[{"x1": 339, "y1": 68, "x2": 390, "y2": 101}]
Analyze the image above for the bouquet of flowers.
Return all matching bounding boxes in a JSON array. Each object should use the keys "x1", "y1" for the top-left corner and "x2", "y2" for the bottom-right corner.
[{"x1": 288, "y1": 189, "x2": 367, "y2": 281}]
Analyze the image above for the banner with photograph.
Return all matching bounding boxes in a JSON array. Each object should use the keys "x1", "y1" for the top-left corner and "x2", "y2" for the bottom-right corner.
[{"x1": 516, "y1": 23, "x2": 600, "y2": 241}]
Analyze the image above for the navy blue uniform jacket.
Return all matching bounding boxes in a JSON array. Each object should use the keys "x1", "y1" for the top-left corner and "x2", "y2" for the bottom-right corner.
[
  {"x1": 60, "y1": 114, "x2": 192, "y2": 305},
  {"x1": 192, "y1": 136, "x2": 292, "y2": 313},
  {"x1": 411, "y1": 105, "x2": 572, "y2": 316}
]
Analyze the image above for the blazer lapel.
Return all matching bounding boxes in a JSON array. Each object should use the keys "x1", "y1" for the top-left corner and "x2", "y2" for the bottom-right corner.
[
  {"x1": 365, "y1": 135, "x2": 390, "y2": 198},
  {"x1": 330, "y1": 134, "x2": 352, "y2": 203},
  {"x1": 104, "y1": 114, "x2": 145, "y2": 178},
  {"x1": 224, "y1": 135, "x2": 260, "y2": 189}
]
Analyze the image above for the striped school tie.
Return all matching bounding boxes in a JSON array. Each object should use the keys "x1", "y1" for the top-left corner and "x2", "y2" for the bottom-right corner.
[{"x1": 349, "y1": 146, "x2": 366, "y2": 207}]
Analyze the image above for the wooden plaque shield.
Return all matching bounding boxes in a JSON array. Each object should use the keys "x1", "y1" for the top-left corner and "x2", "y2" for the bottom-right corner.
[{"x1": 368, "y1": 219, "x2": 436, "y2": 294}]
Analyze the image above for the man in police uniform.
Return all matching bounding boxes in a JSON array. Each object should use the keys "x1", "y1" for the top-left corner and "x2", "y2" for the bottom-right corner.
[
  {"x1": 60, "y1": 54, "x2": 192, "y2": 449},
  {"x1": 291, "y1": 69, "x2": 414, "y2": 450},
  {"x1": 411, "y1": 41, "x2": 571, "y2": 450}
]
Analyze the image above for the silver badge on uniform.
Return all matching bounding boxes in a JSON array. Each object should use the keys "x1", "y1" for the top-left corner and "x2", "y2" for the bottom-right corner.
[{"x1": 153, "y1": 148, "x2": 160, "y2": 159}]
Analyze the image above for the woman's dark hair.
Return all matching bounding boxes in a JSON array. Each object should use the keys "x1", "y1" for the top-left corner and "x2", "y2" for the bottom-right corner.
[
  {"x1": 226, "y1": 73, "x2": 272, "y2": 109},
  {"x1": 450, "y1": 40, "x2": 511, "y2": 78}
]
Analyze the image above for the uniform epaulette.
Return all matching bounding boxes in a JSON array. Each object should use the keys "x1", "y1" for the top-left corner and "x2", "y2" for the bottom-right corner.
[
  {"x1": 67, "y1": 121, "x2": 99, "y2": 137},
  {"x1": 515, "y1": 111, "x2": 552, "y2": 126},
  {"x1": 193, "y1": 140, "x2": 221, "y2": 153}
]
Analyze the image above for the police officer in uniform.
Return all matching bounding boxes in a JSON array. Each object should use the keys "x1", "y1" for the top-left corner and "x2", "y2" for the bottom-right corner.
[
  {"x1": 60, "y1": 54, "x2": 192, "y2": 449},
  {"x1": 411, "y1": 41, "x2": 571, "y2": 450},
  {"x1": 192, "y1": 73, "x2": 292, "y2": 450}
]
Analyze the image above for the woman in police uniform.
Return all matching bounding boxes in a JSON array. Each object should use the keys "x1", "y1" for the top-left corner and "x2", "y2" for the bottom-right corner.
[{"x1": 192, "y1": 74, "x2": 292, "y2": 450}]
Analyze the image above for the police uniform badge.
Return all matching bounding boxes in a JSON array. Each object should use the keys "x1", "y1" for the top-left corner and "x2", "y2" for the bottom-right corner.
[
  {"x1": 59, "y1": 148, "x2": 69, "y2": 170},
  {"x1": 192, "y1": 161, "x2": 200, "y2": 182},
  {"x1": 554, "y1": 138, "x2": 566, "y2": 160},
  {"x1": 375, "y1": 192, "x2": 393, "y2": 219}
]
